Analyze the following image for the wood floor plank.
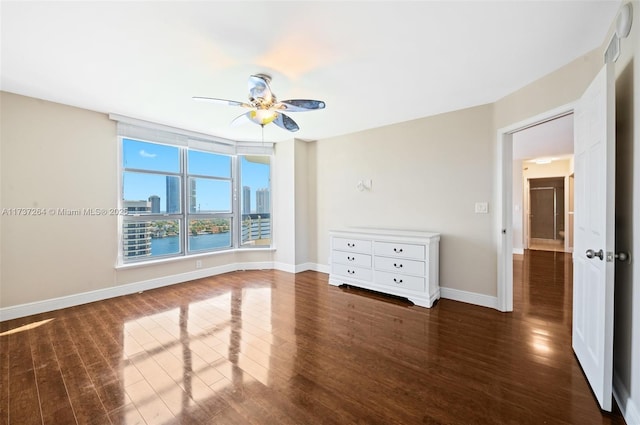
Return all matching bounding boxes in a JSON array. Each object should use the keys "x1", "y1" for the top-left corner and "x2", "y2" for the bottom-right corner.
[
  {"x1": 7, "y1": 369, "x2": 41, "y2": 425},
  {"x1": 0, "y1": 251, "x2": 629, "y2": 424},
  {"x1": 0, "y1": 332, "x2": 9, "y2": 425},
  {"x1": 28, "y1": 325, "x2": 76, "y2": 425},
  {"x1": 6, "y1": 332, "x2": 41, "y2": 425},
  {"x1": 57, "y1": 351, "x2": 111, "y2": 425}
]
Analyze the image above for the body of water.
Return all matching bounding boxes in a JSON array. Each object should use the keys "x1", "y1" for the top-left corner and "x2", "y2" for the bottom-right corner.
[{"x1": 151, "y1": 233, "x2": 231, "y2": 256}]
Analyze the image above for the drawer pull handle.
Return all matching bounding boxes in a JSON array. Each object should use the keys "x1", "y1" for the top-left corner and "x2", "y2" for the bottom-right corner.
[
  {"x1": 393, "y1": 248, "x2": 404, "y2": 253},
  {"x1": 347, "y1": 269, "x2": 356, "y2": 275},
  {"x1": 393, "y1": 263, "x2": 403, "y2": 268},
  {"x1": 393, "y1": 278, "x2": 403, "y2": 284},
  {"x1": 347, "y1": 243, "x2": 356, "y2": 248},
  {"x1": 347, "y1": 256, "x2": 355, "y2": 261}
]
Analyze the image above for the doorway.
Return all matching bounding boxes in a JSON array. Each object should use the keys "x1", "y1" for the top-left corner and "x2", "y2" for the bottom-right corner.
[
  {"x1": 496, "y1": 103, "x2": 575, "y2": 312},
  {"x1": 528, "y1": 177, "x2": 565, "y2": 251},
  {"x1": 512, "y1": 114, "x2": 574, "y2": 256}
]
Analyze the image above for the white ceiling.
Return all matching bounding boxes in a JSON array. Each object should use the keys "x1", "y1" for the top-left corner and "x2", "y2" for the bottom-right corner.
[
  {"x1": 513, "y1": 113, "x2": 574, "y2": 161},
  {"x1": 1, "y1": 1, "x2": 620, "y2": 143}
]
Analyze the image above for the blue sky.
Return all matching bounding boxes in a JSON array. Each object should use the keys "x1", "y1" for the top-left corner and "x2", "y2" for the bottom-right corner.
[{"x1": 122, "y1": 139, "x2": 270, "y2": 213}]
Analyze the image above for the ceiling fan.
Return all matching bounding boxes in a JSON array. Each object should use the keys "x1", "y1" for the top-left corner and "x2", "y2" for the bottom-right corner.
[{"x1": 193, "y1": 74, "x2": 326, "y2": 132}]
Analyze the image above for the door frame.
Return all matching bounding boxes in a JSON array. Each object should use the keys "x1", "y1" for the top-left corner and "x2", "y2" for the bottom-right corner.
[{"x1": 496, "y1": 102, "x2": 575, "y2": 312}]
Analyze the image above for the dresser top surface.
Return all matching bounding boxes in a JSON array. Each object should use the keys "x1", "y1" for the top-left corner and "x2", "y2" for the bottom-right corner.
[{"x1": 330, "y1": 227, "x2": 440, "y2": 240}]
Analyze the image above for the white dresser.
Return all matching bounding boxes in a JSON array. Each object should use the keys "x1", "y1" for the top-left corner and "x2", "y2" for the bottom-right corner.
[{"x1": 329, "y1": 229, "x2": 440, "y2": 308}]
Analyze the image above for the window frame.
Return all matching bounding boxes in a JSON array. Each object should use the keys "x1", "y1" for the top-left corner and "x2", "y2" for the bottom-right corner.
[
  {"x1": 186, "y1": 149, "x2": 235, "y2": 254},
  {"x1": 237, "y1": 155, "x2": 273, "y2": 249},
  {"x1": 117, "y1": 135, "x2": 272, "y2": 265}
]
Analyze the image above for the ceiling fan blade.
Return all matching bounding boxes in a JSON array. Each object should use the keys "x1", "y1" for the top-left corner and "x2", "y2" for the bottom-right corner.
[
  {"x1": 277, "y1": 99, "x2": 326, "y2": 112},
  {"x1": 192, "y1": 96, "x2": 251, "y2": 108},
  {"x1": 273, "y1": 112, "x2": 300, "y2": 132},
  {"x1": 248, "y1": 74, "x2": 274, "y2": 104},
  {"x1": 231, "y1": 112, "x2": 253, "y2": 127}
]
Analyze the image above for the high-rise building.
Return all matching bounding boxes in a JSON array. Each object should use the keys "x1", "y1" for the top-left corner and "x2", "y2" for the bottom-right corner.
[
  {"x1": 256, "y1": 188, "x2": 270, "y2": 214},
  {"x1": 148, "y1": 195, "x2": 160, "y2": 213},
  {"x1": 122, "y1": 200, "x2": 152, "y2": 258},
  {"x1": 189, "y1": 179, "x2": 197, "y2": 213},
  {"x1": 124, "y1": 200, "x2": 151, "y2": 214},
  {"x1": 166, "y1": 176, "x2": 180, "y2": 214},
  {"x1": 242, "y1": 186, "x2": 251, "y2": 214}
]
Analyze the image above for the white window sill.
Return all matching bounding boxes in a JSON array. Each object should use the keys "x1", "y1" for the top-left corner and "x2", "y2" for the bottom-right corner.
[{"x1": 115, "y1": 247, "x2": 276, "y2": 270}]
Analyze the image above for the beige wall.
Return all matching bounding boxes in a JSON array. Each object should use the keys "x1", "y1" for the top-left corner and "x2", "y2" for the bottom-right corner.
[
  {"x1": 522, "y1": 158, "x2": 572, "y2": 180},
  {"x1": 271, "y1": 138, "x2": 314, "y2": 270},
  {"x1": 311, "y1": 104, "x2": 496, "y2": 295},
  {"x1": 0, "y1": 92, "x2": 275, "y2": 308},
  {"x1": 309, "y1": 49, "x2": 605, "y2": 298},
  {"x1": 493, "y1": 49, "x2": 603, "y2": 130},
  {"x1": 1, "y1": 92, "x2": 118, "y2": 306},
  {"x1": 512, "y1": 159, "x2": 573, "y2": 252},
  {"x1": 272, "y1": 139, "x2": 295, "y2": 269},
  {"x1": 294, "y1": 139, "x2": 309, "y2": 266}
]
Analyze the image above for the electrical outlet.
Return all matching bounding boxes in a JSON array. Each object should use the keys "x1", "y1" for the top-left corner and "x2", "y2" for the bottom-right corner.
[{"x1": 196, "y1": 260, "x2": 202, "y2": 269}]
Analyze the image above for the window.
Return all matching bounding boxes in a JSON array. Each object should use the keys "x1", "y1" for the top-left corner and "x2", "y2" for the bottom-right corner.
[
  {"x1": 187, "y1": 150, "x2": 232, "y2": 252},
  {"x1": 122, "y1": 139, "x2": 182, "y2": 260},
  {"x1": 120, "y1": 137, "x2": 271, "y2": 264},
  {"x1": 239, "y1": 156, "x2": 272, "y2": 247}
]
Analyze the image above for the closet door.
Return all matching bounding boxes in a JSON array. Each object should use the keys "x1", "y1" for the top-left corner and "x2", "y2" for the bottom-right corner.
[{"x1": 530, "y1": 187, "x2": 555, "y2": 239}]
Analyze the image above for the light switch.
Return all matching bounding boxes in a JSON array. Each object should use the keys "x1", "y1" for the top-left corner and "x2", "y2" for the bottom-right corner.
[{"x1": 475, "y1": 202, "x2": 489, "y2": 214}]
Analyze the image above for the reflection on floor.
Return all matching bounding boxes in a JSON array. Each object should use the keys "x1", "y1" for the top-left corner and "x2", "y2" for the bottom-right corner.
[
  {"x1": 529, "y1": 237, "x2": 566, "y2": 252},
  {"x1": 0, "y1": 257, "x2": 626, "y2": 424}
]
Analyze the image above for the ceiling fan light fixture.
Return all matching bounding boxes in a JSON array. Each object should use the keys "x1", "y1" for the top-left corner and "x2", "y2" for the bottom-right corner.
[
  {"x1": 250, "y1": 109, "x2": 278, "y2": 125},
  {"x1": 530, "y1": 157, "x2": 557, "y2": 165}
]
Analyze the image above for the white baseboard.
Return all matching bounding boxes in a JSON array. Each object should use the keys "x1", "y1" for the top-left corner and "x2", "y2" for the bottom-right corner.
[
  {"x1": 235, "y1": 261, "x2": 274, "y2": 271},
  {"x1": 0, "y1": 260, "x2": 332, "y2": 321},
  {"x1": 314, "y1": 263, "x2": 330, "y2": 274},
  {"x1": 513, "y1": 248, "x2": 524, "y2": 255},
  {"x1": 1, "y1": 263, "x2": 499, "y2": 320},
  {"x1": 439, "y1": 287, "x2": 499, "y2": 310},
  {"x1": 273, "y1": 262, "x2": 328, "y2": 274},
  {"x1": 614, "y1": 373, "x2": 640, "y2": 425},
  {"x1": 273, "y1": 262, "x2": 296, "y2": 274},
  {"x1": 295, "y1": 262, "x2": 329, "y2": 274},
  {"x1": 1, "y1": 261, "x2": 271, "y2": 321},
  {"x1": 294, "y1": 262, "x2": 314, "y2": 273}
]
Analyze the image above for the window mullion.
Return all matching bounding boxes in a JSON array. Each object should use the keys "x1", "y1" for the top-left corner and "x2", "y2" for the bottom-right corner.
[
  {"x1": 181, "y1": 146, "x2": 188, "y2": 256},
  {"x1": 233, "y1": 156, "x2": 239, "y2": 249}
]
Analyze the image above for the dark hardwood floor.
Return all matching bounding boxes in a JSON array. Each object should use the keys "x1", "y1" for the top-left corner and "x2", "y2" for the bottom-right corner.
[{"x1": 1, "y1": 250, "x2": 627, "y2": 424}]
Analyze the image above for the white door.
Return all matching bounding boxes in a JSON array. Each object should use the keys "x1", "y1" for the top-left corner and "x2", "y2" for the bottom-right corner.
[{"x1": 572, "y1": 63, "x2": 615, "y2": 412}]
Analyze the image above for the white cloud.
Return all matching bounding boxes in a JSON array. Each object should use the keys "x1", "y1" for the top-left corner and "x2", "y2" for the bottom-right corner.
[{"x1": 139, "y1": 149, "x2": 156, "y2": 158}]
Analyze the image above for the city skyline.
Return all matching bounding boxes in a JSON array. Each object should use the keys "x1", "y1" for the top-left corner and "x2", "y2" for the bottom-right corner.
[
  {"x1": 124, "y1": 185, "x2": 271, "y2": 215},
  {"x1": 122, "y1": 139, "x2": 270, "y2": 214}
]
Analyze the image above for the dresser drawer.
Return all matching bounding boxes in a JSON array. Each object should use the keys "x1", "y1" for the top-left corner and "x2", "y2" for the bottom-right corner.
[
  {"x1": 374, "y1": 241, "x2": 425, "y2": 260},
  {"x1": 333, "y1": 237, "x2": 372, "y2": 254},
  {"x1": 332, "y1": 263, "x2": 372, "y2": 281},
  {"x1": 329, "y1": 229, "x2": 439, "y2": 308},
  {"x1": 332, "y1": 250, "x2": 372, "y2": 268},
  {"x1": 374, "y1": 256, "x2": 425, "y2": 276},
  {"x1": 375, "y1": 271, "x2": 425, "y2": 292}
]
